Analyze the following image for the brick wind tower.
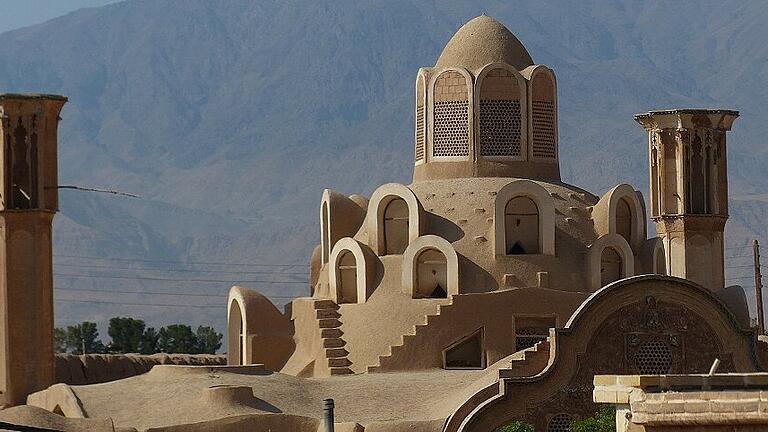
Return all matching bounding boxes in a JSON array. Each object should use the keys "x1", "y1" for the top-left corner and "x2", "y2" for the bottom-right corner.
[
  {"x1": 0, "y1": 94, "x2": 67, "y2": 406},
  {"x1": 635, "y1": 109, "x2": 738, "y2": 291}
]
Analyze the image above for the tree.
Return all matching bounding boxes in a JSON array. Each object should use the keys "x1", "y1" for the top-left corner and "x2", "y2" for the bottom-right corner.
[
  {"x1": 157, "y1": 324, "x2": 197, "y2": 354},
  {"x1": 139, "y1": 327, "x2": 160, "y2": 354},
  {"x1": 65, "y1": 322, "x2": 106, "y2": 354},
  {"x1": 194, "y1": 326, "x2": 223, "y2": 354},
  {"x1": 54, "y1": 327, "x2": 68, "y2": 353},
  {"x1": 496, "y1": 421, "x2": 534, "y2": 432},
  {"x1": 570, "y1": 408, "x2": 616, "y2": 432},
  {"x1": 107, "y1": 317, "x2": 145, "y2": 353}
]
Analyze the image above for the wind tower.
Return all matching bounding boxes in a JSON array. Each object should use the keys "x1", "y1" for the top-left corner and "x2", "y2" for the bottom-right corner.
[
  {"x1": 0, "y1": 93, "x2": 67, "y2": 406},
  {"x1": 635, "y1": 109, "x2": 738, "y2": 291}
]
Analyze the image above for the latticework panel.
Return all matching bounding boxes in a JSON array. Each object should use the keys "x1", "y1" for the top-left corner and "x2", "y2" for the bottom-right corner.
[
  {"x1": 415, "y1": 105, "x2": 425, "y2": 161},
  {"x1": 547, "y1": 413, "x2": 574, "y2": 432},
  {"x1": 479, "y1": 99, "x2": 522, "y2": 157},
  {"x1": 634, "y1": 340, "x2": 673, "y2": 375},
  {"x1": 532, "y1": 100, "x2": 556, "y2": 159},
  {"x1": 515, "y1": 327, "x2": 548, "y2": 351},
  {"x1": 433, "y1": 100, "x2": 469, "y2": 157}
]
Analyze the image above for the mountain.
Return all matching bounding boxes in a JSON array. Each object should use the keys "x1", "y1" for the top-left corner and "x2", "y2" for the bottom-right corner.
[{"x1": 1, "y1": 0, "x2": 767, "y2": 337}]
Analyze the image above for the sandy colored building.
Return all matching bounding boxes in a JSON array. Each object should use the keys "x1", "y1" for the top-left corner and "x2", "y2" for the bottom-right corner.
[{"x1": 3, "y1": 14, "x2": 768, "y2": 432}]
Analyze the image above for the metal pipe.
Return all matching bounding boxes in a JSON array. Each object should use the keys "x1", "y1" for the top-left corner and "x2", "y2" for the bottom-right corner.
[{"x1": 323, "y1": 398, "x2": 335, "y2": 432}]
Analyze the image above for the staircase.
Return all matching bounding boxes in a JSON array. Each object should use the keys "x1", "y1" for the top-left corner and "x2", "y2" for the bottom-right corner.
[
  {"x1": 367, "y1": 300, "x2": 453, "y2": 373},
  {"x1": 314, "y1": 299, "x2": 353, "y2": 376},
  {"x1": 497, "y1": 339, "x2": 551, "y2": 379}
]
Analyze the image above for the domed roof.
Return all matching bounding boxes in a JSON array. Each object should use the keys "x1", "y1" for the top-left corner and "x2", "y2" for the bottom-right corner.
[{"x1": 435, "y1": 15, "x2": 534, "y2": 72}]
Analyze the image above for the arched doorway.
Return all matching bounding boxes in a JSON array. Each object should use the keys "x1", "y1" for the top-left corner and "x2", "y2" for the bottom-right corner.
[
  {"x1": 337, "y1": 251, "x2": 358, "y2": 304},
  {"x1": 415, "y1": 248, "x2": 448, "y2": 298},
  {"x1": 600, "y1": 247, "x2": 623, "y2": 286},
  {"x1": 383, "y1": 198, "x2": 409, "y2": 254},
  {"x1": 505, "y1": 196, "x2": 539, "y2": 254},
  {"x1": 227, "y1": 300, "x2": 245, "y2": 365}
]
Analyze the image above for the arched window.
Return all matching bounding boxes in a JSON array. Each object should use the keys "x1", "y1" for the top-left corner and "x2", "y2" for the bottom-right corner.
[
  {"x1": 432, "y1": 70, "x2": 470, "y2": 158},
  {"x1": 690, "y1": 133, "x2": 706, "y2": 214},
  {"x1": 616, "y1": 198, "x2": 632, "y2": 245},
  {"x1": 321, "y1": 202, "x2": 330, "y2": 264},
  {"x1": 227, "y1": 300, "x2": 244, "y2": 365},
  {"x1": 478, "y1": 67, "x2": 523, "y2": 158},
  {"x1": 530, "y1": 71, "x2": 557, "y2": 160},
  {"x1": 415, "y1": 248, "x2": 448, "y2": 298},
  {"x1": 505, "y1": 196, "x2": 540, "y2": 254},
  {"x1": 384, "y1": 198, "x2": 409, "y2": 255},
  {"x1": 600, "y1": 247, "x2": 623, "y2": 286},
  {"x1": 337, "y1": 251, "x2": 358, "y2": 304}
]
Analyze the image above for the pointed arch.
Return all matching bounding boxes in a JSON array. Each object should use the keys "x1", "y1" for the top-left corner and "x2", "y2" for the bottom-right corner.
[
  {"x1": 475, "y1": 63, "x2": 527, "y2": 160},
  {"x1": 593, "y1": 184, "x2": 646, "y2": 252},
  {"x1": 430, "y1": 68, "x2": 473, "y2": 160},
  {"x1": 329, "y1": 238, "x2": 376, "y2": 304},
  {"x1": 415, "y1": 70, "x2": 429, "y2": 164},
  {"x1": 526, "y1": 66, "x2": 558, "y2": 161},
  {"x1": 367, "y1": 183, "x2": 425, "y2": 256},
  {"x1": 587, "y1": 234, "x2": 634, "y2": 290},
  {"x1": 494, "y1": 180, "x2": 555, "y2": 256},
  {"x1": 402, "y1": 235, "x2": 459, "y2": 298}
]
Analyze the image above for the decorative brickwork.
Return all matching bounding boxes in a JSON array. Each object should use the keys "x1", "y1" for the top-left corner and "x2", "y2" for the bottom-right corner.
[
  {"x1": 479, "y1": 100, "x2": 522, "y2": 157},
  {"x1": 433, "y1": 100, "x2": 469, "y2": 157},
  {"x1": 532, "y1": 100, "x2": 556, "y2": 159}
]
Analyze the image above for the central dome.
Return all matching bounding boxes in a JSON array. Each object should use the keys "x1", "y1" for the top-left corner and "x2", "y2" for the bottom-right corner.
[{"x1": 435, "y1": 15, "x2": 534, "y2": 71}]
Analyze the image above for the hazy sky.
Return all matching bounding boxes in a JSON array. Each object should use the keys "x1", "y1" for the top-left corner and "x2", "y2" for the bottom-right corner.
[{"x1": 0, "y1": 0, "x2": 122, "y2": 34}]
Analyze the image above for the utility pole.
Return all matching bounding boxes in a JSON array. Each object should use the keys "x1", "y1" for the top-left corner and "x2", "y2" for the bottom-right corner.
[{"x1": 754, "y1": 240, "x2": 765, "y2": 335}]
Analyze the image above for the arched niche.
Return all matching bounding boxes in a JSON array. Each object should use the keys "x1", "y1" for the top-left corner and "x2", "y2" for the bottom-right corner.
[
  {"x1": 494, "y1": 180, "x2": 555, "y2": 256},
  {"x1": 639, "y1": 237, "x2": 666, "y2": 276},
  {"x1": 367, "y1": 183, "x2": 424, "y2": 256},
  {"x1": 415, "y1": 70, "x2": 428, "y2": 164},
  {"x1": 593, "y1": 184, "x2": 646, "y2": 252},
  {"x1": 429, "y1": 68, "x2": 473, "y2": 160},
  {"x1": 402, "y1": 235, "x2": 459, "y2": 298},
  {"x1": 320, "y1": 189, "x2": 368, "y2": 265},
  {"x1": 587, "y1": 233, "x2": 634, "y2": 290},
  {"x1": 475, "y1": 63, "x2": 527, "y2": 160},
  {"x1": 526, "y1": 66, "x2": 558, "y2": 161},
  {"x1": 329, "y1": 238, "x2": 375, "y2": 304},
  {"x1": 227, "y1": 297, "x2": 246, "y2": 365}
]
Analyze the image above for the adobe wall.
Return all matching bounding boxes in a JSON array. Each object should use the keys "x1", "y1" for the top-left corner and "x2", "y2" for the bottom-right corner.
[{"x1": 54, "y1": 353, "x2": 226, "y2": 385}]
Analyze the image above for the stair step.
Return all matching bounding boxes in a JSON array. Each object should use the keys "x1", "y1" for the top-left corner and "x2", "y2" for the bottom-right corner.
[
  {"x1": 318, "y1": 318, "x2": 342, "y2": 328},
  {"x1": 328, "y1": 357, "x2": 352, "y2": 368},
  {"x1": 314, "y1": 300, "x2": 339, "y2": 310},
  {"x1": 323, "y1": 338, "x2": 345, "y2": 348},
  {"x1": 325, "y1": 348, "x2": 349, "y2": 358},
  {"x1": 329, "y1": 367, "x2": 354, "y2": 375},
  {"x1": 316, "y1": 308, "x2": 341, "y2": 319},
  {"x1": 321, "y1": 328, "x2": 343, "y2": 338}
]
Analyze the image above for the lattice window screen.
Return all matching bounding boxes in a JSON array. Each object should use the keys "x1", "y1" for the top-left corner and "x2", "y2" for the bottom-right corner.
[
  {"x1": 532, "y1": 100, "x2": 556, "y2": 159},
  {"x1": 634, "y1": 340, "x2": 672, "y2": 375},
  {"x1": 433, "y1": 100, "x2": 469, "y2": 157},
  {"x1": 547, "y1": 413, "x2": 574, "y2": 432},
  {"x1": 479, "y1": 100, "x2": 522, "y2": 157},
  {"x1": 415, "y1": 105, "x2": 425, "y2": 161}
]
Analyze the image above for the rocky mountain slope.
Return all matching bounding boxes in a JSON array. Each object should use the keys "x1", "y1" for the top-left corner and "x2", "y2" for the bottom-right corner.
[{"x1": 0, "y1": 0, "x2": 766, "y2": 336}]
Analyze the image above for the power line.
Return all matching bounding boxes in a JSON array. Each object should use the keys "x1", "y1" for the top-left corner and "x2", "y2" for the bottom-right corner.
[
  {"x1": 54, "y1": 273, "x2": 308, "y2": 284},
  {"x1": 55, "y1": 287, "x2": 300, "y2": 299},
  {"x1": 54, "y1": 262, "x2": 307, "y2": 276},
  {"x1": 54, "y1": 254, "x2": 306, "y2": 268},
  {"x1": 55, "y1": 299, "x2": 223, "y2": 309}
]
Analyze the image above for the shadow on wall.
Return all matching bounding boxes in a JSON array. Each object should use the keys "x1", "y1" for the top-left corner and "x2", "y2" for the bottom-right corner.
[
  {"x1": 426, "y1": 213, "x2": 465, "y2": 243},
  {"x1": 459, "y1": 255, "x2": 499, "y2": 293}
]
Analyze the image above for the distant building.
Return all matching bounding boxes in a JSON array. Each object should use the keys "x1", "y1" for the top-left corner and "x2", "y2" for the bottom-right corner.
[{"x1": 11, "y1": 15, "x2": 768, "y2": 432}]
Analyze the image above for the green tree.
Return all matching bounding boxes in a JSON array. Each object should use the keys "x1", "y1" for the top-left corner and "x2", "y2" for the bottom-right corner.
[
  {"x1": 157, "y1": 324, "x2": 197, "y2": 354},
  {"x1": 570, "y1": 408, "x2": 616, "y2": 432},
  {"x1": 54, "y1": 327, "x2": 68, "y2": 353},
  {"x1": 107, "y1": 317, "x2": 146, "y2": 353},
  {"x1": 139, "y1": 327, "x2": 160, "y2": 354},
  {"x1": 194, "y1": 326, "x2": 223, "y2": 354},
  {"x1": 496, "y1": 421, "x2": 534, "y2": 432},
  {"x1": 66, "y1": 322, "x2": 106, "y2": 354}
]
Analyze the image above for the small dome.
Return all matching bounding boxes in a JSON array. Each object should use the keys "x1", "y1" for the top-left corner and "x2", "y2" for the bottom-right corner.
[{"x1": 435, "y1": 16, "x2": 534, "y2": 72}]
